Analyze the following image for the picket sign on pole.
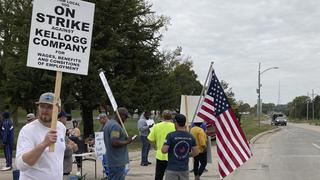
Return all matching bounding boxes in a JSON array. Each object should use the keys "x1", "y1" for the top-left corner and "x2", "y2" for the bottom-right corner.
[
  {"x1": 27, "y1": 0, "x2": 95, "y2": 152},
  {"x1": 99, "y1": 70, "x2": 129, "y2": 137},
  {"x1": 49, "y1": 71, "x2": 63, "y2": 152}
]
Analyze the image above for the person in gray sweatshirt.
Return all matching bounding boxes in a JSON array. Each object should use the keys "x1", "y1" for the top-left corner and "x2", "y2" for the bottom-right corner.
[{"x1": 138, "y1": 111, "x2": 153, "y2": 166}]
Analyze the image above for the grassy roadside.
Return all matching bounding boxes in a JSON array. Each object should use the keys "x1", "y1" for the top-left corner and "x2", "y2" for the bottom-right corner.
[
  {"x1": 0, "y1": 112, "x2": 276, "y2": 157},
  {"x1": 240, "y1": 114, "x2": 277, "y2": 141},
  {"x1": 288, "y1": 117, "x2": 320, "y2": 127}
]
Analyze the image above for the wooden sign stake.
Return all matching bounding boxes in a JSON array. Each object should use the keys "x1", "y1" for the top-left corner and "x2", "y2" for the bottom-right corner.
[{"x1": 49, "y1": 71, "x2": 62, "y2": 152}]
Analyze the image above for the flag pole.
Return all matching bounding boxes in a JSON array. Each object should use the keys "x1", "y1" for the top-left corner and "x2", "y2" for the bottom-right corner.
[
  {"x1": 184, "y1": 95, "x2": 189, "y2": 131},
  {"x1": 189, "y1": 61, "x2": 214, "y2": 131}
]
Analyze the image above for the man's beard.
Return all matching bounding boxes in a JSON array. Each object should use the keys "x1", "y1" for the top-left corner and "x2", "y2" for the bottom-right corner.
[{"x1": 39, "y1": 114, "x2": 52, "y2": 123}]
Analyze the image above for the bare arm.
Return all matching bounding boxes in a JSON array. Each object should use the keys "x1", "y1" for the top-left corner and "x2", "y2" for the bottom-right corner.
[
  {"x1": 67, "y1": 139, "x2": 78, "y2": 152},
  {"x1": 190, "y1": 146, "x2": 199, "y2": 157},
  {"x1": 161, "y1": 144, "x2": 169, "y2": 154},
  {"x1": 22, "y1": 130, "x2": 57, "y2": 166},
  {"x1": 111, "y1": 136, "x2": 133, "y2": 147}
]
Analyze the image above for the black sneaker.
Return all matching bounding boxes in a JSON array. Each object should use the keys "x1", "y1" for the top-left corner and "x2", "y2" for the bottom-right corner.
[
  {"x1": 140, "y1": 163, "x2": 148, "y2": 166},
  {"x1": 148, "y1": 162, "x2": 152, "y2": 165}
]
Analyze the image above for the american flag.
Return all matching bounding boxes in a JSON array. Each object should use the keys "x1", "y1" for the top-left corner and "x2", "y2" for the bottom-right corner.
[{"x1": 195, "y1": 70, "x2": 252, "y2": 179}]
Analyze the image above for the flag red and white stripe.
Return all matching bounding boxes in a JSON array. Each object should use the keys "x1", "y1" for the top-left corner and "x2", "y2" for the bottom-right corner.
[{"x1": 194, "y1": 70, "x2": 252, "y2": 179}]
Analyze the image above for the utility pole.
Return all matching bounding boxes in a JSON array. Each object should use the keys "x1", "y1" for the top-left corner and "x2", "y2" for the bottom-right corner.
[
  {"x1": 258, "y1": 63, "x2": 261, "y2": 127},
  {"x1": 307, "y1": 92, "x2": 309, "y2": 121},
  {"x1": 294, "y1": 103, "x2": 297, "y2": 119},
  {"x1": 277, "y1": 81, "x2": 280, "y2": 105},
  {"x1": 312, "y1": 89, "x2": 315, "y2": 120}
]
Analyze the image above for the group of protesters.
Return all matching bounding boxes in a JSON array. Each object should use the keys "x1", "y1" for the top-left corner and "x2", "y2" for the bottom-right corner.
[
  {"x1": 2, "y1": 92, "x2": 210, "y2": 180},
  {"x1": 138, "y1": 110, "x2": 209, "y2": 180}
]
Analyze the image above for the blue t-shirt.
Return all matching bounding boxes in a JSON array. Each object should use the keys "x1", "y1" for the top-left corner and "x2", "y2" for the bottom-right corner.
[
  {"x1": 164, "y1": 131, "x2": 196, "y2": 171},
  {"x1": 103, "y1": 120, "x2": 129, "y2": 167}
]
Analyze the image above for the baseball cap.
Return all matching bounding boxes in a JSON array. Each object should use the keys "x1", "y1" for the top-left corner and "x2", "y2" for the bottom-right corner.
[
  {"x1": 162, "y1": 110, "x2": 172, "y2": 120},
  {"x1": 36, "y1": 92, "x2": 61, "y2": 106},
  {"x1": 118, "y1": 107, "x2": 130, "y2": 118},
  {"x1": 26, "y1": 113, "x2": 35, "y2": 120},
  {"x1": 58, "y1": 111, "x2": 67, "y2": 118},
  {"x1": 98, "y1": 113, "x2": 107, "y2": 120}
]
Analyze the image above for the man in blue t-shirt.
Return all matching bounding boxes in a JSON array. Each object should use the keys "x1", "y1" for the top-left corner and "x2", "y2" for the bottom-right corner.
[
  {"x1": 161, "y1": 114, "x2": 198, "y2": 180},
  {"x1": 103, "y1": 107, "x2": 133, "y2": 180}
]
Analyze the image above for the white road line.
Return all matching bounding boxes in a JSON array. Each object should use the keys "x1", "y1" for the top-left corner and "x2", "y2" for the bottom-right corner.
[{"x1": 312, "y1": 143, "x2": 320, "y2": 149}]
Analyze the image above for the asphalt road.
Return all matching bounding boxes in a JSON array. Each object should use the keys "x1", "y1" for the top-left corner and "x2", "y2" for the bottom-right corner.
[{"x1": 225, "y1": 122, "x2": 320, "y2": 180}]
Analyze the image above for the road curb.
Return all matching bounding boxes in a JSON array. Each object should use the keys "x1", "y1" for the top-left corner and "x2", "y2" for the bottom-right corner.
[{"x1": 249, "y1": 127, "x2": 281, "y2": 144}]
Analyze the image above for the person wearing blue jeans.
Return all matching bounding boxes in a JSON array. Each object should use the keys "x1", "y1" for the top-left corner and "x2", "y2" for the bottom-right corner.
[
  {"x1": 138, "y1": 111, "x2": 152, "y2": 166},
  {"x1": 109, "y1": 166, "x2": 125, "y2": 180},
  {"x1": 140, "y1": 135, "x2": 150, "y2": 165}
]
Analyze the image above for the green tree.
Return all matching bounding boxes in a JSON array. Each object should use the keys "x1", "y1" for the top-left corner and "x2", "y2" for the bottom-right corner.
[
  {"x1": 287, "y1": 96, "x2": 309, "y2": 119},
  {"x1": 220, "y1": 80, "x2": 236, "y2": 107},
  {"x1": 154, "y1": 47, "x2": 203, "y2": 111},
  {"x1": 0, "y1": 0, "x2": 56, "y2": 119},
  {"x1": 261, "y1": 103, "x2": 275, "y2": 114},
  {"x1": 237, "y1": 101, "x2": 251, "y2": 112},
  {"x1": 69, "y1": 0, "x2": 170, "y2": 137},
  {"x1": 313, "y1": 95, "x2": 320, "y2": 119}
]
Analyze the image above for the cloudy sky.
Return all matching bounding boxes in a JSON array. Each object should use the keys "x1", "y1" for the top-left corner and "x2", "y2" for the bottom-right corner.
[{"x1": 149, "y1": 0, "x2": 320, "y2": 106}]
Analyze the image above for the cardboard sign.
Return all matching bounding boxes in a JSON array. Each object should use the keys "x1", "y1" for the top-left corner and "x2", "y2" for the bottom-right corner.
[
  {"x1": 94, "y1": 132, "x2": 106, "y2": 158},
  {"x1": 180, "y1": 95, "x2": 202, "y2": 122},
  {"x1": 27, "y1": 0, "x2": 95, "y2": 75}
]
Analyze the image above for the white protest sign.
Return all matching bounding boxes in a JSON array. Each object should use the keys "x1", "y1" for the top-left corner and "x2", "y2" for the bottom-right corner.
[
  {"x1": 27, "y1": 0, "x2": 95, "y2": 75},
  {"x1": 146, "y1": 119, "x2": 155, "y2": 131},
  {"x1": 180, "y1": 95, "x2": 202, "y2": 123},
  {"x1": 99, "y1": 71, "x2": 118, "y2": 111},
  {"x1": 94, "y1": 132, "x2": 106, "y2": 158}
]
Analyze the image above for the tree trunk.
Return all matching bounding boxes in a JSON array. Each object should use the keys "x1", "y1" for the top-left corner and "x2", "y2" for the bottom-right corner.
[
  {"x1": 64, "y1": 103, "x2": 72, "y2": 115},
  {"x1": 80, "y1": 104, "x2": 93, "y2": 138}
]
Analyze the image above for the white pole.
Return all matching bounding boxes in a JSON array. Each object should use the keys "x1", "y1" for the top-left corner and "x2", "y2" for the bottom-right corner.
[{"x1": 189, "y1": 61, "x2": 214, "y2": 130}]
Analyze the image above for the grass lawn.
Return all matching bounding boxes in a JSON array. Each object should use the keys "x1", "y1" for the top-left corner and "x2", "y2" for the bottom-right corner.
[{"x1": 241, "y1": 114, "x2": 277, "y2": 140}]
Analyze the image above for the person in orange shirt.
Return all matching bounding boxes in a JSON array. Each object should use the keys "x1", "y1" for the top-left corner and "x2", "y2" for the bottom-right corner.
[{"x1": 190, "y1": 119, "x2": 208, "y2": 180}]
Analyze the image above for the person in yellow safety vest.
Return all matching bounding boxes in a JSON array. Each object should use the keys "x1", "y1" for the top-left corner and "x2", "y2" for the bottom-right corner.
[{"x1": 147, "y1": 110, "x2": 175, "y2": 180}]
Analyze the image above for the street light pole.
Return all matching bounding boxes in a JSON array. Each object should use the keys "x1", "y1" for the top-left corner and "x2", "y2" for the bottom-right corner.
[
  {"x1": 307, "y1": 92, "x2": 309, "y2": 121},
  {"x1": 312, "y1": 89, "x2": 315, "y2": 120},
  {"x1": 257, "y1": 62, "x2": 279, "y2": 127}
]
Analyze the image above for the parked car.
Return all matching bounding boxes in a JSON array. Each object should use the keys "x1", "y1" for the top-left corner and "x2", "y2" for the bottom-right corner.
[{"x1": 274, "y1": 117, "x2": 287, "y2": 126}]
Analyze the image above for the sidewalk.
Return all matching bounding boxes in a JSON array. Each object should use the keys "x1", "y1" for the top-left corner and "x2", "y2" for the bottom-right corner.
[{"x1": 0, "y1": 145, "x2": 220, "y2": 180}]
